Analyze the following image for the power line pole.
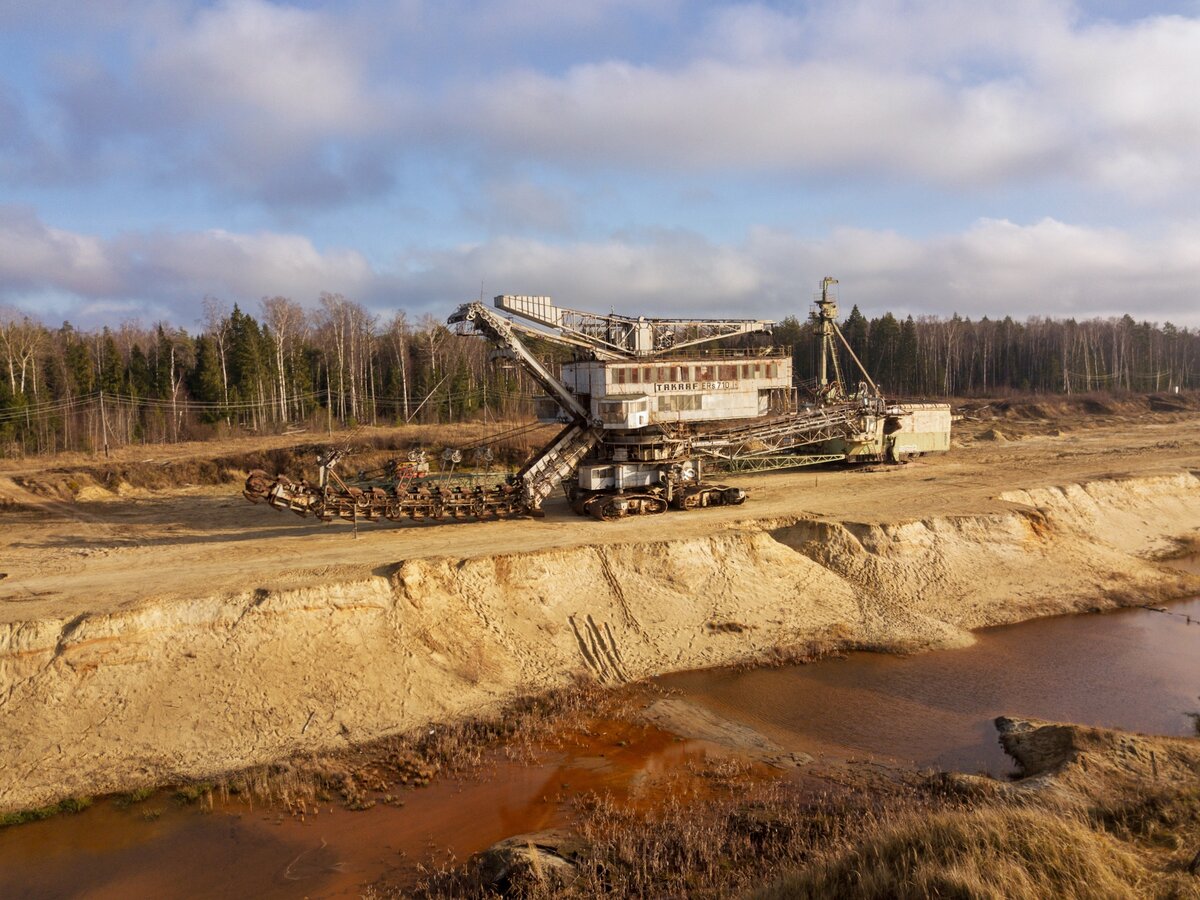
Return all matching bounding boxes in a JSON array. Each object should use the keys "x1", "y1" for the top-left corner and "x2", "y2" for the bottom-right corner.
[{"x1": 99, "y1": 391, "x2": 110, "y2": 458}]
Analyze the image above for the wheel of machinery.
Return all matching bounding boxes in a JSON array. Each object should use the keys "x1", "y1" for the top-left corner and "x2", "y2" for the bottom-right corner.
[
  {"x1": 674, "y1": 484, "x2": 746, "y2": 510},
  {"x1": 582, "y1": 492, "x2": 669, "y2": 520},
  {"x1": 242, "y1": 469, "x2": 273, "y2": 502},
  {"x1": 721, "y1": 486, "x2": 747, "y2": 505}
]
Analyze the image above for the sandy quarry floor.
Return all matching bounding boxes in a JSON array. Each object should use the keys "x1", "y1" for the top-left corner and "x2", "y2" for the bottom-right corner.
[
  {"x1": 1, "y1": 398, "x2": 1199, "y2": 812},
  {"x1": 0, "y1": 406, "x2": 1197, "y2": 624},
  {"x1": 0, "y1": 408, "x2": 1194, "y2": 623}
]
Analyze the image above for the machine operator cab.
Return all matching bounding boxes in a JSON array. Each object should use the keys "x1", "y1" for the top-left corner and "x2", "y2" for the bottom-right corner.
[
  {"x1": 537, "y1": 356, "x2": 793, "y2": 429},
  {"x1": 494, "y1": 294, "x2": 785, "y2": 431}
]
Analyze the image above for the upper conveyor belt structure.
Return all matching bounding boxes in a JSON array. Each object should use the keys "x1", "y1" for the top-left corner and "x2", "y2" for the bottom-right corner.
[{"x1": 690, "y1": 401, "x2": 868, "y2": 461}]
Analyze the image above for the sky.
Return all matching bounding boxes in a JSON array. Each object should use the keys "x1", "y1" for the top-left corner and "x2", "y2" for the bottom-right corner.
[{"x1": 1, "y1": 0, "x2": 1199, "y2": 330}]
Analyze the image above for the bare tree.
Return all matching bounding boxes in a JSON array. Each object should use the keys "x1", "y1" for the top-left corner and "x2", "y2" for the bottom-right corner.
[
  {"x1": 359, "y1": 307, "x2": 379, "y2": 425},
  {"x1": 0, "y1": 307, "x2": 45, "y2": 396},
  {"x1": 386, "y1": 311, "x2": 411, "y2": 421},
  {"x1": 261, "y1": 296, "x2": 305, "y2": 421},
  {"x1": 318, "y1": 293, "x2": 350, "y2": 421}
]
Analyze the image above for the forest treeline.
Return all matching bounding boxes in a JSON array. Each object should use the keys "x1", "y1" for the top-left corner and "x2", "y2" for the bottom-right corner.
[{"x1": 0, "y1": 294, "x2": 1196, "y2": 456}]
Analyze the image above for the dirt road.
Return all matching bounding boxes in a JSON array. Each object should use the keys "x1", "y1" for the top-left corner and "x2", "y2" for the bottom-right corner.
[{"x1": 1, "y1": 409, "x2": 1197, "y2": 622}]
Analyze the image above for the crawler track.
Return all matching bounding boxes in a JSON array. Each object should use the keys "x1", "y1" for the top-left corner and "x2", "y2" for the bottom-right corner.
[{"x1": 243, "y1": 471, "x2": 528, "y2": 522}]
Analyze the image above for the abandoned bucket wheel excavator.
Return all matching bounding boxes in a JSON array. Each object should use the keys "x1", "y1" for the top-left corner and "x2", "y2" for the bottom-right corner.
[{"x1": 242, "y1": 279, "x2": 952, "y2": 524}]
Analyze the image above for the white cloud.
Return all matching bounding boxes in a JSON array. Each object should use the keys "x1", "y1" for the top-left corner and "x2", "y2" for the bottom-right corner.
[
  {"x1": 455, "y1": 59, "x2": 1060, "y2": 182},
  {"x1": 4, "y1": 208, "x2": 1196, "y2": 327},
  {"x1": 43, "y1": 0, "x2": 403, "y2": 206},
  {"x1": 789, "y1": 0, "x2": 1075, "y2": 72},
  {"x1": 374, "y1": 217, "x2": 1200, "y2": 325},
  {"x1": 445, "y1": 0, "x2": 678, "y2": 42},
  {"x1": 14, "y1": 0, "x2": 1200, "y2": 205},
  {"x1": 0, "y1": 207, "x2": 374, "y2": 322},
  {"x1": 400, "y1": 230, "x2": 764, "y2": 314},
  {"x1": 691, "y1": 3, "x2": 809, "y2": 62},
  {"x1": 1031, "y1": 13, "x2": 1200, "y2": 194},
  {"x1": 443, "y1": 1, "x2": 1200, "y2": 197},
  {"x1": 461, "y1": 177, "x2": 583, "y2": 234},
  {"x1": 113, "y1": 228, "x2": 376, "y2": 301},
  {"x1": 3, "y1": 3, "x2": 1200, "y2": 328},
  {"x1": 0, "y1": 207, "x2": 122, "y2": 295},
  {"x1": 798, "y1": 217, "x2": 1200, "y2": 321},
  {"x1": 141, "y1": 0, "x2": 378, "y2": 138}
]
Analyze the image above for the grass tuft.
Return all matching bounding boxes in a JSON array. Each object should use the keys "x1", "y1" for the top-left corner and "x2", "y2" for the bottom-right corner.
[
  {"x1": 173, "y1": 782, "x2": 214, "y2": 805},
  {"x1": 0, "y1": 796, "x2": 93, "y2": 827}
]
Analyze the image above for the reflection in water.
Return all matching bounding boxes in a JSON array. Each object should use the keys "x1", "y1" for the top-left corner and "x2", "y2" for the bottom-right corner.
[{"x1": 661, "y1": 596, "x2": 1200, "y2": 776}]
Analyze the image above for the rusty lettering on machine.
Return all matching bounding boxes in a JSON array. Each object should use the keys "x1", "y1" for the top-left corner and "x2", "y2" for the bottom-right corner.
[{"x1": 655, "y1": 381, "x2": 736, "y2": 393}]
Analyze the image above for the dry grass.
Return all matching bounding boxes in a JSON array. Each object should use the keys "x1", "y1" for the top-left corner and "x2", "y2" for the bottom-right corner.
[
  {"x1": 397, "y1": 716, "x2": 1200, "y2": 900},
  {"x1": 203, "y1": 679, "x2": 633, "y2": 816},
  {"x1": 755, "y1": 727, "x2": 1200, "y2": 900},
  {"x1": 402, "y1": 777, "x2": 1200, "y2": 900},
  {"x1": 757, "y1": 806, "x2": 1148, "y2": 900},
  {"x1": 1091, "y1": 781, "x2": 1200, "y2": 855},
  {"x1": 561, "y1": 772, "x2": 863, "y2": 898},
  {"x1": 406, "y1": 761, "x2": 932, "y2": 899}
]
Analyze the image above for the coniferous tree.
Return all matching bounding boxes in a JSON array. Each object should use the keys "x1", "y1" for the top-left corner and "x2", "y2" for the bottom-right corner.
[{"x1": 98, "y1": 331, "x2": 123, "y2": 394}]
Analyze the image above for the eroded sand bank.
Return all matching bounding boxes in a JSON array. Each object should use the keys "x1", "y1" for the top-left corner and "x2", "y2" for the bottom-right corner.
[{"x1": 2, "y1": 469, "x2": 1198, "y2": 812}]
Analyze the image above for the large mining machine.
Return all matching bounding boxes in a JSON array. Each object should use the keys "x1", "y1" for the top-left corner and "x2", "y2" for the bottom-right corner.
[{"x1": 243, "y1": 280, "x2": 951, "y2": 524}]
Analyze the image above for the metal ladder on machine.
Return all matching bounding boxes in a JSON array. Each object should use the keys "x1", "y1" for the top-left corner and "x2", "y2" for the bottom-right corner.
[
  {"x1": 449, "y1": 301, "x2": 604, "y2": 516},
  {"x1": 514, "y1": 422, "x2": 602, "y2": 514}
]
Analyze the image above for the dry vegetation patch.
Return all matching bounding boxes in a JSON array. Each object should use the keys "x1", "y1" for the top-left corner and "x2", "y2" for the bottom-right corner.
[
  {"x1": 759, "y1": 806, "x2": 1149, "y2": 900},
  {"x1": 188, "y1": 680, "x2": 633, "y2": 818},
  {"x1": 755, "y1": 720, "x2": 1200, "y2": 900},
  {"x1": 385, "y1": 716, "x2": 1200, "y2": 899}
]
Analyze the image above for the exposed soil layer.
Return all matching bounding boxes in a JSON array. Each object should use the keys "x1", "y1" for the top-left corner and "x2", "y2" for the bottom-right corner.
[{"x1": 0, "y1": 408, "x2": 1198, "y2": 813}]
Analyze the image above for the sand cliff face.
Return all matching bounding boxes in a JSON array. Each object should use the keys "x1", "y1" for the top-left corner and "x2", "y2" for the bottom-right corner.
[{"x1": 1, "y1": 472, "x2": 1197, "y2": 811}]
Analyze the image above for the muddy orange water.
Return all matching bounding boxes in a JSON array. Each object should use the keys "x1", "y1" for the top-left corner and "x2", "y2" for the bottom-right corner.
[
  {"x1": 663, "y1": 592, "x2": 1200, "y2": 776},
  {"x1": 3, "y1": 592, "x2": 1199, "y2": 898},
  {"x1": 0, "y1": 719, "x2": 719, "y2": 899}
]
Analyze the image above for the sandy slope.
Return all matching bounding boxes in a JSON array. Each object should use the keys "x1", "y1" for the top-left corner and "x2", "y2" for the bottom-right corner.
[{"x1": 0, "y1": 414, "x2": 1198, "y2": 811}]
